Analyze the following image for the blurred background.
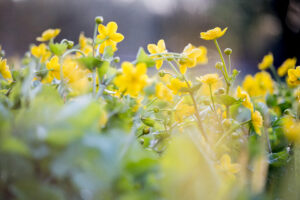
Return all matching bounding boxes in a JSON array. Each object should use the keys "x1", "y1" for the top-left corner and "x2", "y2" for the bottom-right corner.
[{"x1": 0, "y1": 0, "x2": 299, "y2": 76}]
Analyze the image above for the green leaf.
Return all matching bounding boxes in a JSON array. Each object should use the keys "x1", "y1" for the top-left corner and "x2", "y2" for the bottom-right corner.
[
  {"x1": 214, "y1": 95, "x2": 240, "y2": 106},
  {"x1": 268, "y1": 149, "x2": 290, "y2": 167},
  {"x1": 49, "y1": 42, "x2": 67, "y2": 56},
  {"x1": 97, "y1": 61, "x2": 110, "y2": 81},
  {"x1": 1, "y1": 137, "x2": 30, "y2": 157},
  {"x1": 136, "y1": 47, "x2": 155, "y2": 67},
  {"x1": 77, "y1": 56, "x2": 103, "y2": 70},
  {"x1": 103, "y1": 45, "x2": 114, "y2": 60},
  {"x1": 266, "y1": 93, "x2": 277, "y2": 107}
]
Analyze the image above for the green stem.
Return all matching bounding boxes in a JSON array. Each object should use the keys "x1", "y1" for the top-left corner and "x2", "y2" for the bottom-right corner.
[
  {"x1": 92, "y1": 23, "x2": 98, "y2": 97},
  {"x1": 228, "y1": 54, "x2": 231, "y2": 75},
  {"x1": 270, "y1": 65, "x2": 281, "y2": 86},
  {"x1": 214, "y1": 39, "x2": 230, "y2": 93},
  {"x1": 168, "y1": 60, "x2": 208, "y2": 141},
  {"x1": 62, "y1": 49, "x2": 86, "y2": 59},
  {"x1": 209, "y1": 84, "x2": 216, "y2": 112},
  {"x1": 215, "y1": 120, "x2": 250, "y2": 147}
]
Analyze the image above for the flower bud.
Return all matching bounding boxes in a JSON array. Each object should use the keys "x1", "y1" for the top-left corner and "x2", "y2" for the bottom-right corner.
[
  {"x1": 143, "y1": 127, "x2": 150, "y2": 135},
  {"x1": 215, "y1": 62, "x2": 223, "y2": 70},
  {"x1": 224, "y1": 48, "x2": 232, "y2": 55},
  {"x1": 232, "y1": 69, "x2": 239, "y2": 76},
  {"x1": 283, "y1": 109, "x2": 293, "y2": 116},
  {"x1": 158, "y1": 70, "x2": 166, "y2": 77},
  {"x1": 95, "y1": 16, "x2": 104, "y2": 24},
  {"x1": 141, "y1": 117, "x2": 156, "y2": 127},
  {"x1": 153, "y1": 107, "x2": 160, "y2": 113},
  {"x1": 113, "y1": 57, "x2": 120, "y2": 63},
  {"x1": 0, "y1": 50, "x2": 5, "y2": 57},
  {"x1": 214, "y1": 88, "x2": 225, "y2": 95}
]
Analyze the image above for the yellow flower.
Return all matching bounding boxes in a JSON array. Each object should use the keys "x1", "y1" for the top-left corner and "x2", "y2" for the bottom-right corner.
[
  {"x1": 242, "y1": 72, "x2": 274, "y2": 99},
  {"x1": 258, "y1": 53, "x2": 273, "y2": 70},
  {"x1": 97, "y1": 21, "x2": 124, "y2": 54},
  {"x1": 43, "y1": 56, "x2": 61, "y2": 83},
  {"x1": 78, "y1": 32, "x2": 93, "y2": 56},
  {"x1": 62, "y1": 57, "x2": 90, "y2": 95},
  {"x1": 199, "y1": 78, "x2": 223, "y2": 96},
  {"x1": 114, "y1": 62, "x2": 148, "y2": 98},
  {"x1": 155, "y1": 82, "x2": 173, "y2": 102},
  {"x1": 216, "y1": 154, "x2": 240, "y2": 179},
  {"x1": 0, "y1": 58, "x2": 12, "y2": 82},
  {"x1": 251, "y1": 110, "x2": 263, "y2": 136},
  {"x1": 283, "y1": 116, "x2": 300, "y2": 143},
  {"x1": 277, "y1": 57, "x2": 297, "y2": 77},
  {"x1": 179, "y1": 44, "x2": 207, "y2": 74},
  {"x1": 31, "y1": 43, "x2": 51, "y2": 63},
  {"x1": 174, "y1": 102, "x2": 195, "y2": 122},
  {"x1": 287, "y1": 66, "x2": 300, "y2": 86},
  {"x1": 200, "y1": 27, "x2": 228, "y2": 40},
  {"x1": 36, "y1": 29, "x2": 61, "y2": 42},
  {"x1": 167, "y1": 78, "x2": 190, "y2": 95},
  {"x1": 147, "y1": 39, "x2": 167, "y2": 70},
  {"x1": 236, "y1": 86, "x2": 253, "y2": 111},
  {"x1": 197, "y1": 73, "x2": 219, "y2": 85}
]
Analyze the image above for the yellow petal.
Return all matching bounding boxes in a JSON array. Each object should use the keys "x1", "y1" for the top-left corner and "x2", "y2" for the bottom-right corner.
[
  {"x1": 147, "y1": 44, "x2": 158, "y2": 54},
  {"x1": 107, "y1": 21, "x2": 118, "y2": 34},
  {"x1": 110, "y1": 33, "x2": 124, "y2": 42}
]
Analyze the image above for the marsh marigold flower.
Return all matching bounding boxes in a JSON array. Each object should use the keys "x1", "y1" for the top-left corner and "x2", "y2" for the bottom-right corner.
[
  {"x1": 283, "y1": 116, "x2": 300, "y2": 143},
  {"x1": 36, "y1": 29, "x2": 61, "y2": 42},
  {"x1": 0, "y1": 58, "x2": 12, "y2": 82},
  {"x1": 236, "y1": 86, "x2": 253, "y2": 111},
  {"x1": 167, "y1": 78, "x2": 190, "y2": 95},
  {"x1": 251, "y1": 110, "x2": 263, "y2": 136},
  {"x1": 174, "y1": 102, "x2": 195, "y2": 122},
  {"x1": 200, "y1": 27, "x2": 228, "y2": 40},
  {"x1": 216, "y1": 154, "x2": 241, "y2": 180},
  {"x1": 197, "y1": 73, "x2": 220, "y2": 85},
  {"x1": 114, "y1": 62, "x2": 148, "y2": 97},
  {"x1": 97, "y1": 21, "x2": 124, "y2": 54},
  {"x1": 43, "y1": 56, "x2": 61, "y2": 83},
  {"x1": 31, "y1": 43, "x2": 51, "y2": 63},
  {"x1": 147, "y1": 39, "x2": 167, "y2": 70},
  {"x1": 155, "y1": 82, "x2": 173, "y2": 102},
  {"x1": 277, "y1": 57, "x2": 297, "y2": 77},
  {"x1": 179, "y1": 44, "x2": 207, "y2": 74},
  {"x1": 258, "y1": 53, "x2": 273, "y2": 70},
  {"x1": 287, "y1": 66, "x2": 300, "y2": 86},
  {"x1": 242, "y1": 71, "x2": 274, "y2": 99},
  {"x1": 78, "y1": 32, "x2": 93, "y2": 56}
]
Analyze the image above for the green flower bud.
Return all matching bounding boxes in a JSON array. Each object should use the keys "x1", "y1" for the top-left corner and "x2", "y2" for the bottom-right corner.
[
  {"x1": 215, "y1": 62, "x2": 223, "y2": 70},
  {"x1": 214, "y1": 88, "x2": 225, "y2": 95},
  {"x1": 158, "y1": 70, "x2": 166, "y2": 77},
  {"x1": 95, "y1": 16, "x2": 104, "y2": 24},
  {"x1": 153, "y1": 107, "x2": 159, "y2": 113},
  {"x1": 113, "y1": 57, "x2": 120, "y2": 63},
  {"x1": 141, "y1": 117, "x2": 156, "y2": 127},
  {"x1": 283, "y1": 109, "x2": 293, "y2": 116},
  {"x1": 224, "y1": 48, "x2": 232, "y2": 55},
  {"x1": 0, "y1": 50, "x2": 5, "y2": 57},
  {"x1": 143, "y1": 127, "x2": 150, "y2": 135}
]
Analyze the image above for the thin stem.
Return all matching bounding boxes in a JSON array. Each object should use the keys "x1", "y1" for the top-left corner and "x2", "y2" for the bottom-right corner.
[
  {"x1": 149, "y1": 52, "x2": 182, "y2": 57},
  {"x1": 167, "y1": 61, "x2": 182, "y2": 77},
  {"x1": 228, "y1": 54, "x2": 231, "y2": 75},
  {"x1": 62, "y1": 49, "x2": 86, "y2": 59},
  {"x1": 168, "y1": 60, "x2": 207, "y2": 141},
  {"x1": 209, "y1": 84, "x2": 216, "y2": 112},
  {"x1": 264, "y1": 127, "x2": 272, "y2": 153},
  {"x1": 214, "y1": 39, "x2": 230, "y2": 93},
  {"x1": 215, "y1": 120, "x2": 250, "y2": 148},
  {"x1": 92, "y1": 23, "x2": 98, "y2": 97},
  {"x1": 270, "y1": 65, "x2": 282, "y2": 88}
]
